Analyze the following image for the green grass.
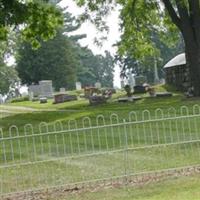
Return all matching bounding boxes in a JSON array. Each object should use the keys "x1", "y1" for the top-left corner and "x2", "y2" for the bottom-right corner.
[
  {"x1": 60, "y1": 175, "x2": 200, "y2": 200},
  {"x1": 1, "y1": 94, "x2": 200, "y2": 136},
  {"x1": 1, "y1": 91, "x2": 200, "y2": 196}
]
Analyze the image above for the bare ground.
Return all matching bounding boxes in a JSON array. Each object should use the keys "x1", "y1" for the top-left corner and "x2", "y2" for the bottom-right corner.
[{"x1": 2, "y1": 166, "x2": 200, "y2": 200}]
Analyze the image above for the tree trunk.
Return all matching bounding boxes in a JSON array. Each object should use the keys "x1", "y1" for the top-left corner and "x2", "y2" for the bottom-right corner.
[
  {"x1": 163, "y1": 0, "x2": 200, "y2": 96},
  {"x1": 181, "y1": 23, "x2": 200, "y2": 96},
  {"x1": 185, "y1": 45, "x2": 200, "y2": 96}
]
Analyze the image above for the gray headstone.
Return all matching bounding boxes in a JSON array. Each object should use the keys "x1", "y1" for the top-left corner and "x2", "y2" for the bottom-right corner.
[
  {"x1": 40, "y1": 97, "x2": 48, "y2": 104},
  {"x1": 29, "y1": 85, "x2": 40, "y2": 97},
  {"x1": 60, "y1": 88, "x2": 66, "y2": 93},
  {"x1": 39, "y1": 80, "x2": 53, "y2": 98},
  {"x1": 135, "y1": 76, "x2": 146, "y2": 86}
]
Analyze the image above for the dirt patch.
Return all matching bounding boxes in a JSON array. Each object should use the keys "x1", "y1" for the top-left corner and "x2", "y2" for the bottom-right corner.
[{"x1": 2, "y1": 166, "x2": 200, "y2": 200}]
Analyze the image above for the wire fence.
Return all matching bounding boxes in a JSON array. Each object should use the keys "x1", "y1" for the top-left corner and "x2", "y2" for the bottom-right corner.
[{"x1": 0, "y1": 105, "x2": 200, "y2": 197}]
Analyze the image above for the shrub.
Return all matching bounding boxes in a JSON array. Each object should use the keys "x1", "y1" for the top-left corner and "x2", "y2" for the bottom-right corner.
[{"x1": 10, "y1": 96, "x2": 29, "y2": 103}]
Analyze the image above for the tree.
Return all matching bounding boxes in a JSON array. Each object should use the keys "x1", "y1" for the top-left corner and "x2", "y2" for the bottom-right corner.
[
  {"x1": 74, "y1": 0, "x2": 200, "y2": 96},
  {"x1": 94, "y1": 51, "x2": 114, "y2": 87},
  {"x1": 16, "y1": 9, "x2": 81, "y2": 90},
  {"x1": 75, "y1": 45, "x2": 114, "y2": 87},
  {"x1": 0, "y1": 0, "x2": 63, "y2": 47},
  {"x1": 76, "y1": 46, "x2": 98, "y2": 86},
  {"x1": 0, "y1": 64, "x2": 19, "y2": 95},
  {"x1": 16, "y1": 32, "x2": 77, "y2": 90},
  {"x1": 116, "y1": 32, "x2": 184, "y2": 83},
  {"x1": 0, "y1": 36, "x2": 19, "y2": 95}
]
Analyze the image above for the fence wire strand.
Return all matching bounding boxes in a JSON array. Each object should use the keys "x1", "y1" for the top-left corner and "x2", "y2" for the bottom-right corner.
[{"x1": 0, "y1": 105, "x2": 200, "y2": 197}]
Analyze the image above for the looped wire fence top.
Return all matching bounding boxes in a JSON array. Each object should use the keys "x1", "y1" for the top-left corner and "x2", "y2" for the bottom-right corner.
[{"x1": 0, "y1": 105, "x2": 200, "y2": 197}]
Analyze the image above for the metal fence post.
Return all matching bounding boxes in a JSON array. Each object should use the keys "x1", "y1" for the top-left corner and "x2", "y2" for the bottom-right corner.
[{"x1": 123, "y1": 119, "x2": 128, "y2": 184}]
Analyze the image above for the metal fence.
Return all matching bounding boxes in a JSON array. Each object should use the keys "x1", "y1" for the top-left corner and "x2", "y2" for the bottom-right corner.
[{"x1": 1, "y1": 105, "x2": 200, "y2": 197}]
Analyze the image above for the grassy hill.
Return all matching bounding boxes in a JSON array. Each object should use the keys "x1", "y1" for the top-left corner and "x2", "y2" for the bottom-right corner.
[{"x1": 1, "y1": 88, "x2": 200, "y2": 199}]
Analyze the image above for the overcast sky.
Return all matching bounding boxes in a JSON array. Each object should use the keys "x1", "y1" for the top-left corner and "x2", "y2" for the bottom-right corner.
[{"x1": 60, "y1": 0, "x2": 121, "y2": 87}]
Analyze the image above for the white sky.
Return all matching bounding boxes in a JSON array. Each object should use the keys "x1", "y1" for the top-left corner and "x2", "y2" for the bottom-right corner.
[{"x1": 60, "y1": 0, "x2": 121, "y2": 87}]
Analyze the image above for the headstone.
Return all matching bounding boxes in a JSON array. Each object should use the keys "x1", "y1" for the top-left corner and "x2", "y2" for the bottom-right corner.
[
  {"x1": 156, "y1": 92, "x2": 173, "y2": 97},
  {"x1": 95, "y1": 82, "x2": 101, "y2": 89},
  {"x1": 118, "y1": 96, "x2": 142, "y2": 102},
  {"x1": 135, "y1": 76, "x2": 146, "y2": 86},
  {"x1": 76, "y1": 82, "x2": 82, "y2": 90},
  {"x1": 89, "y1": 96, "x2": 107, "y2": 105},
  {"x1": 39, "y1": 80, "x2": 53, "y2": 98},
  {"x1": 120, "y1": 80, "x2": 125, "y2": 89},
  {"x1": 84, "y1": 87, "x2": 100, "y2": 98},
  {"x1": 54, "y1": 93, "x2": 77, "y2": 104},
  {"x1": 0, "y1": 94, "x2": 3, "y2": 104},
  {"x1": 60, "y1": 88, "x2": 66, "y2": 93},
  {"x1": 134, "y1": 85, "x2": 146, "y2": 94},
  {"x1": 29, "y1": 85, "x2": 41, "y2": 97},
  {"x1": 127, "y1": 71, "x2": 135, "y2": 89},
  {"x1": 29, "y1": 91, "x2": 34, "y2": 101},
  {"x1": 40, "y1": 97, "x2": 48, "y2": 104}
]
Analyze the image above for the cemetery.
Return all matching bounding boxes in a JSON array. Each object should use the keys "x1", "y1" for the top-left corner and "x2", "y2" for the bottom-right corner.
[
  {"x1": 1, "y1": 0, "x2": 200, "y2": 199},
  {"x1": 9, "y1": 75, "x2": 174, "y2": 108},
  {"x1": 0, "y1": 71, "x2": 199, "y2": 200},
  {"x1": 1, "y1": 85, "x2": 200, "y2": 200}
]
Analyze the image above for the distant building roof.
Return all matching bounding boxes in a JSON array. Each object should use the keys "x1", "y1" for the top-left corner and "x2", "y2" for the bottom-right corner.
[{"x1": 164, "y1": 53, "x2": 186, "y2": 69}]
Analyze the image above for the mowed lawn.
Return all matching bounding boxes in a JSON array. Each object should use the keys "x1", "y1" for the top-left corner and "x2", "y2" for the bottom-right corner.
[
  {"x1": 55, "y1": 175, "x2": 200, "y2": 200},
  {"x1": 2, "y1": 94, "x2": 200, "y2": 130},
  {"x1": 1, "y1": 92, "x2": 200, "y2": 198}
]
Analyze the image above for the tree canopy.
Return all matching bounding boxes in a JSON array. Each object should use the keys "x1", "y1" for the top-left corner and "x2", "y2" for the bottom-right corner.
[
  {"x1": 16, "y1": 8, "x2": 81, "y2": 90},
  {"x1": 117, "y1": 31, "x2": 184, "y2": 83},
  {"x1": 16, "y1": 6, "x2": 115, "y2": 90},
  {"x1": 0, "y1": 39, "x2": 19, "y2": 95},
  {"x1": 74, "y1": 0, "x2": 200, "y2": 95},
  {"x1": 0, "y1": 0, "x2": 63, "y2": 47},
  {"x1": 75, "y1": 45, "x2": 114, "y2": 87}
]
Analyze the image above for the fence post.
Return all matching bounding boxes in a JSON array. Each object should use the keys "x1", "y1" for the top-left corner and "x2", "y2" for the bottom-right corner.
[{"x1": 123, "y1": 119, "x2": 128, "y2": 185}]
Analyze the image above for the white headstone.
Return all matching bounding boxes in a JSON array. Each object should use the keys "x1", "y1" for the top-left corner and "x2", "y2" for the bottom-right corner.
[
  {"x1": 76, "y1": 82, "x2": 82, "y2": 90},
  {"x1": 95, "y1": 82, "x2": 101, "y2": 89},
  {"x1": 127, "y1": 71, "x2": 135, "y2": 88},
  {"x1": 120, "y1": 80, "x2": 125, "y2": 89},
  {"x1": 29, "y1": 85, "x2": 40, "y2": 97},
  {"x1": 39, "y1": 80, "x2": 53, "y2": 98},
  {"x1": 29, "y1": 91, "x2": 34, "y2": 101},
  {"x1": 60, "y1": 88, "x2": 66, "y2": 93},
  {"x1": 0, "y1": 94, "x2": 3, "y2": 104}
]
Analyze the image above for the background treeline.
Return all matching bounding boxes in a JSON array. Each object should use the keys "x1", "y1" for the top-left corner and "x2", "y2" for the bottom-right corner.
[{"x1": 16, "y1": 10, "x2": 114, "y2": 91}]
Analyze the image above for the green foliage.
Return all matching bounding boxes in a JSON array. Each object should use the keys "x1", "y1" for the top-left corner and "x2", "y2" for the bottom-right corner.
[
  {"x1": 0, "y1": 63, "x2": 19, "y2": 95},
  {"x1": 10, "y1": 96, "x2": 29, "y2": 103},
  {"x1": 15, "y1": 7, "x2": 83, "y2": 91},
  {"x1": 0, "y1": 30, "x2": 20, "y2": 95},
  {"x1": 16, "y1": 12, "x2": 115, "y2": 90},
  {"x1": 73, "y1": 0, "x2": 183, "y2": 75},
  {"x1": 117, "y1": 32, "x2": 184, "y2": 83},
  {"x1": 0, "y1": 0, "x2": 63, "y2": 47},
  {"x1": 13, "y1": 2, "x2": 115, "y2": 90},
  {"x1": 16, "y1": 31, "x2": 77, "y2": 90},
  {"x1": 124, "y1": 84, "x2": 132, "y2": 97},
  {"x1": 75, "y1": 46, "x2": 115, "y2": 87}
]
